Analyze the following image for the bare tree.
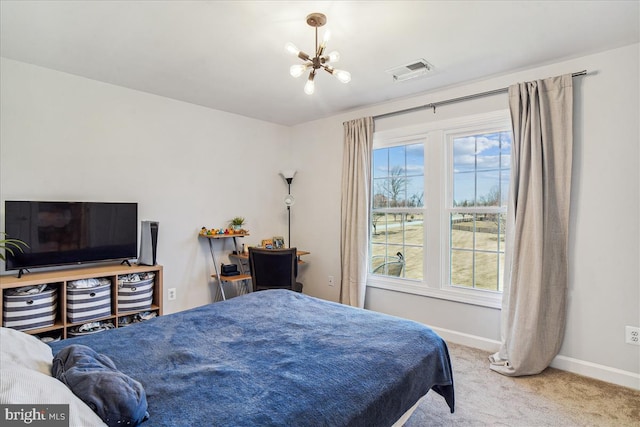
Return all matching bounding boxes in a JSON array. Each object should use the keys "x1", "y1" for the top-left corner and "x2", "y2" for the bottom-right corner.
[
  {"x1": 388, "y1": 166, "x2": 407, "y2": 207},
  {"x1": 371, "y1": 212, "x2": 384, "y2": 235},
  {"x1": 375, "y1": 166, "x2": 407, "y2": 221},
  {"x1": 479, "y1": 185, "x2": 501, "y2": 207},
  {"x1": 409, "y1": 191, "x2": 424, "y2": 207}
]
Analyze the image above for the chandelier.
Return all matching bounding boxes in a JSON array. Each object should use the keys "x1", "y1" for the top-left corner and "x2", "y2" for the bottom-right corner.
[{"x1": 285, "y1": 13, "x2": 351, "y2": 95}]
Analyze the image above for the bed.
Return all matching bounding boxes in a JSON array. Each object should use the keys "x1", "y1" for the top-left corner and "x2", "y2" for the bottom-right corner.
[{"x1": 4, "y1": 290, "x2": 454, "y2": 426}]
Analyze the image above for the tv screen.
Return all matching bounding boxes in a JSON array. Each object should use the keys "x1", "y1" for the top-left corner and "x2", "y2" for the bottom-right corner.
[{"x1": 4, "y1": 201, "x2": 138, "y2": 271}]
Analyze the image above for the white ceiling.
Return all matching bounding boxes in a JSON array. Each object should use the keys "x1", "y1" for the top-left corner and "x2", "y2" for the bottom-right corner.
[{"x1": 1, "y1": 1, "x2": 638, "y2": 126}]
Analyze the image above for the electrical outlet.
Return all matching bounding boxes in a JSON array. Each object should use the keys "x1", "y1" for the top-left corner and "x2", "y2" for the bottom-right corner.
[
  {"x1": 168, "y1": 288, "x2": 177, "y2": 301},
  {"x1": 625, "y1": 326, "x2": 640, "y2": 345},
  {"x1": 328, "y1": 275, "x2": 335, "y2": 287}
]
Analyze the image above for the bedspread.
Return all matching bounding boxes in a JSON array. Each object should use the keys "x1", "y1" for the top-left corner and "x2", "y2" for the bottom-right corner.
[{"x1": 51, "y1": 290, "x2": 454, "y2": 426}]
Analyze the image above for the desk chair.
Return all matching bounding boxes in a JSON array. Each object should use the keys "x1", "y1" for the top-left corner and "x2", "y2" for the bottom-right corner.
[{"x1": 248, "y1": 247, "x2": 303, "y2": 293}]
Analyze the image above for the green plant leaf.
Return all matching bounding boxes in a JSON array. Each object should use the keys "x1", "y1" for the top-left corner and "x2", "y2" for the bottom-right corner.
[{"x1": 0, "y1": 232, "x2": 29, "y2": 262}]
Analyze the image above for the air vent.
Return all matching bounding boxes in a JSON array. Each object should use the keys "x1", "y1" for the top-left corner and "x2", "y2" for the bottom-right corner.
[{"x1": 386, "y1": 59, "x2": 434, "y2": 82}]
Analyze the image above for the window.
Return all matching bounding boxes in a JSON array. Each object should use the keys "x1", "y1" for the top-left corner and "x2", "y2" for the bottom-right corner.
[
  {"x1": 449, "y1": 130, "x2": 511, "y2": 292},
  {"x1": 368, "y1": 111, "x2": 511, "y2": 308},
  {"x1": 371, "y1": 142, "x2": 424, "y2": 280}
]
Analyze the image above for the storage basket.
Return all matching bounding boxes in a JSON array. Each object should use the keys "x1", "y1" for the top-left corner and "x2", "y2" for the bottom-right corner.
[
  {"x1": 67, "y1": 279, "x2": 112, "y2": 323},
  {"x1": 3, "y1": 285, "x2": 58, "y2": 331},
  {"x1": 118, "y1": 273, "x2": 155, "y2": 312}
]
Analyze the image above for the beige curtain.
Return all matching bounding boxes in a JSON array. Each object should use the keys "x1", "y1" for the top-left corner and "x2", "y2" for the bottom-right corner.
[
  {"x1": 490, "y1": 74, "x2": 573, "y2": 376},
  {"x1": 340, "y1": 117, "x2": 374, "y2": 308}
]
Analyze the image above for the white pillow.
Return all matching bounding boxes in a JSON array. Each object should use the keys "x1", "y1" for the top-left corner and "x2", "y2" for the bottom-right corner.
[
  {"x1": 0, "y1": 365, "x2": 106, "y2": 426},
  {"x1": 0, "y1": 327, "x2": 53, "y2": 375}
]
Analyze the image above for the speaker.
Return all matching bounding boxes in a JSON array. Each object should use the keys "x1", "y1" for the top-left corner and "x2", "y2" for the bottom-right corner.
[{"x1": 138, "y1": 221, "x2": 159, "y2": 266}]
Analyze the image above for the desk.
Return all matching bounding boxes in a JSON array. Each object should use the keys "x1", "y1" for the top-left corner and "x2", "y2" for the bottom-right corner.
[
  {"x1": 200, "y1": 233, "x2": 309, "y2": 301},
  {"x1": 229, "y1": 250, "x2": 309, "y2": 276},
  {"x1": 229, "y1": 249, "x2": 311, "y2": 292},
  {"x1": 231, "y1": 250, "x2": 310, "y2": 264}
]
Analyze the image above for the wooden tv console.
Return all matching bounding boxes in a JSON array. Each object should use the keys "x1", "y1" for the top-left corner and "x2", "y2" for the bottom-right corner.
[{"x1": 0, "y1": 263, "x2": 163, "y2": 340}]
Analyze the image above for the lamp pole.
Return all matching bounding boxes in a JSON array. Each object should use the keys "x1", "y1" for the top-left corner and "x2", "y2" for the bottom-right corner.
[
  {"x1": 286, "y1": 178, "x2": 292, "y2": 248},
  {"x1": 280, "y1": 170, "x2": 296, "y2": 249}
]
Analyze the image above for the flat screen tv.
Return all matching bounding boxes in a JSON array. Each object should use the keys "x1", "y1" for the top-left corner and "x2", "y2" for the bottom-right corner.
[{"x1": 4, "y1": 201, "x2": 138, "y2": 271}]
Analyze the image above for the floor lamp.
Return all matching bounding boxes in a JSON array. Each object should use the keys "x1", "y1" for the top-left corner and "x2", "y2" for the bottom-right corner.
[{"x1": 280, "y1": 170, "x2": 296, "y2": 248}]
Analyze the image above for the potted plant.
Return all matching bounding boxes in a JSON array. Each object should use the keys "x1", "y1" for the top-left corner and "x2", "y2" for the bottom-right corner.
[
  {"x1": 0, "y1": 232, "x2": 28, "y2": 262},
  {"x1": 229, "y1": 217, "x2": 245, "y2": 231}
]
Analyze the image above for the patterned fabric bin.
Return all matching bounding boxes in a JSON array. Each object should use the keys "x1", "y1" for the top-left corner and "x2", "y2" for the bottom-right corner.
[
  {"x1": 118, "y1": 273, "x2": 155, "y2": 312},
  {"x1": 3, "y1": 285, "x2": 58, "y2": 331},
  {"x1": 67, "y1": 279, "x2": 112, "y2": 323}
]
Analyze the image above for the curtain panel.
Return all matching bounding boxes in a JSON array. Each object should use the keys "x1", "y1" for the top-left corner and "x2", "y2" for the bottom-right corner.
[
  {"x1": 340, "y1": 117, "x2": 374, "y2": 308},
  {"x1": 490, "y1": 74, "x2": 574, "y2": 376}
]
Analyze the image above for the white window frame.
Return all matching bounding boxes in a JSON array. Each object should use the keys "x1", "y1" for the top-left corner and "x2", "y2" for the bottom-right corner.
[
  {"x1": 370, "y1": 137, "x2": 426, "y2": 280},
  {"x1": 367, "y1": 110, "x2": 511, "y2": 309}
]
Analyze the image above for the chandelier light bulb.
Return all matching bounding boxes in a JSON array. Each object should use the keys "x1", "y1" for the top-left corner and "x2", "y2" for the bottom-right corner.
[
  {"x1": 334, "y1": 69, "x2": 351, "y2": 84},
  {"x1": 285, "y1": 42, "x2": 300, "y2": 56},
  {"x1": 290, "y1": 64, "x2": 308, "y2": 78},
  {"x1": 327, "y1": 51, "x2": 340, "y2": 63},
  {"x1": 322, "y1": 29, "x2": 331, "y2": 44},
  {"x1": 304, "y1": 72, "x2": 316, "y2": 95},
  {"x1": 304, "y1": 80, "x2": 315, "y2": 95}
]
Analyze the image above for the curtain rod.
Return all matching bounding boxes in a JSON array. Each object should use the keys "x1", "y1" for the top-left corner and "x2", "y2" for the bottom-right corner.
[{"x1": 373, "y1": 70, "x2": 587, "y2": 120}]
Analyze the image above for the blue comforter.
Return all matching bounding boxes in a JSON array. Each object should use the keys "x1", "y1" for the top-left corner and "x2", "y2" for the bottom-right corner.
[{"x1": 51, "y1": 290, "x2": 454, "y2": 426}]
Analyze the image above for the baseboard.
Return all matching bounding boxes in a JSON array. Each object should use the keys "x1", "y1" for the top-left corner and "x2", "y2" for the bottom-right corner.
[
  {"x1": 550, "y1": 354, "x2": 640, "y2": 390},
  {"x1": 430, "y1": 326, "x2": 501, "y2": 353},
  {"x1": 430, "y1": 326, "x2": 640, "y2": 390}
]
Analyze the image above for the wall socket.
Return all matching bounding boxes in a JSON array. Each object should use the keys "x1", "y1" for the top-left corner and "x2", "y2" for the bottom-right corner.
[
  {"x1": 167, "y1": 288, "x2": 177, "y2": 301},
  {"x1": 625, "y1": 326, "x2": 640, "y2": 345},
  {"x1": 328, "y1": 275, "x2": 335, "y2": 287}
]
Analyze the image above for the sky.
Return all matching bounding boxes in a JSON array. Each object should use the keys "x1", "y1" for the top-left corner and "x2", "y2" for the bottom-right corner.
[
  {"x1": 452, "y1": 131, "x2": 511, "y2": 206},
  {"x1": 372, "y1": 131, "x2": 512, "y2": 208}
]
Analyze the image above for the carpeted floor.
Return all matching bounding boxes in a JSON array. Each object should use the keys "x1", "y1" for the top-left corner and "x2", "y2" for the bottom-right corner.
[{"x1": 404, "y1": 342, "x2": 640, "y2": 426}]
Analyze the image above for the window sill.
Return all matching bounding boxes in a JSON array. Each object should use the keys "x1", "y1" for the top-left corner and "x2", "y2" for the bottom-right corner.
[{"x1": 367, "y1": 277, "x2": 503, "y2": 309}]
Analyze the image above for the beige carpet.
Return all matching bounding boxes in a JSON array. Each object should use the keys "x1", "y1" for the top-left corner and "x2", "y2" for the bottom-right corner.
[{"x1": 404, "y1": 342, "x2": 640, "y2": 426}]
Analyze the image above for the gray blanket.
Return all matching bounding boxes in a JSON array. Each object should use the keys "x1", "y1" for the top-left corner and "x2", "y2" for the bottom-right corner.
[{"x1": 51, "y1": 290, "x2": 454, "y2": 426}]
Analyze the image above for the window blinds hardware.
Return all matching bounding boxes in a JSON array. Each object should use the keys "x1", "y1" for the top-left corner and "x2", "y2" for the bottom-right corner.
[{"x1": 386, "y1": 59, "x2": 434, "y2": 82}]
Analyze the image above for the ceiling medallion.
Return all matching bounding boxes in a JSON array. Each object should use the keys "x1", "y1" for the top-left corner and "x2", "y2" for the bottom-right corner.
[{"x1": 285, "y1": 13, "x2": 351, "y2": 95}]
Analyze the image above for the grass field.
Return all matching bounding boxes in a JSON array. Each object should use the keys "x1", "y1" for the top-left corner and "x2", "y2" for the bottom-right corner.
[{"x1": 371, "y1": 215, "x2": 504, "y2": 291}]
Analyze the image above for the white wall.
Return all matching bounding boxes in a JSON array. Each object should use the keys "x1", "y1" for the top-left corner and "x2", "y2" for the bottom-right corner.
[
  {"x1": 291, "y1": 44, "x2": 640, "y2": 386},
  {"x1": 0, "y1": 57, "x2": 293, "y2": 313},
  {"x1": 2, "y1": 43, "x2": 638, "y2": 388}
]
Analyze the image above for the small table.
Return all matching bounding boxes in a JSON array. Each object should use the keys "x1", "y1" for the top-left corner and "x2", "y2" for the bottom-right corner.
[{"x1": 200, "y1": 233, "x2": 251, "y2": 301}]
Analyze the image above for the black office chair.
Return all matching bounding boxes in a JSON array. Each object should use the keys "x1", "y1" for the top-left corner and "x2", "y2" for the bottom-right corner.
[{"x1": 248, "y1": 247, "x2": 303, "y2": 293}]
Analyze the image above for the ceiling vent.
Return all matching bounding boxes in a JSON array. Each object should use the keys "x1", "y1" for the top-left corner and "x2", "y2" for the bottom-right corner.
[{"x1": 386, "y1": 59, "x2": 433, "y2": 82}]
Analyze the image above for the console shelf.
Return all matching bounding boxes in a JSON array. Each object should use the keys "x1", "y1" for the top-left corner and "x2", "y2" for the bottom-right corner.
[
  {"x1": 200, "y1": 233, "x2": 250, "y2": 301},
  {"x1": 0, "y1": 263, "x2": 163, "y2": 340}
]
